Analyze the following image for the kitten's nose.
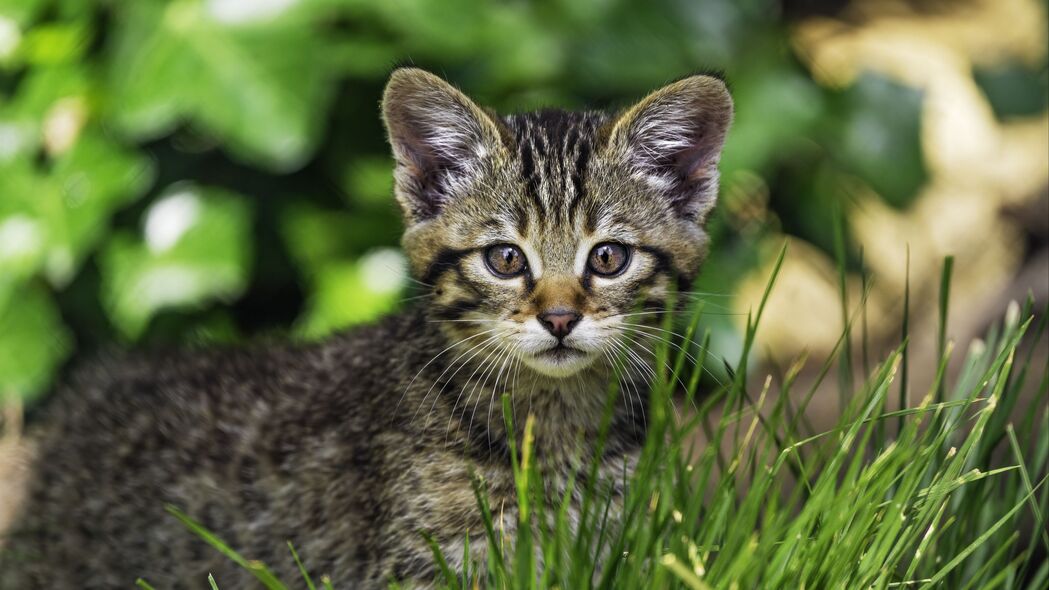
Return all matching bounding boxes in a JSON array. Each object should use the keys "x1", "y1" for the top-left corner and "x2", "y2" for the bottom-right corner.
[{"x1": 538, "y1": 309, "x2": 582, "y2": 339}]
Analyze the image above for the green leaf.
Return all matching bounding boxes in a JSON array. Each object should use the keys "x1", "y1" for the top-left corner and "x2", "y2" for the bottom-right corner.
[
  {"x1": 0, "y1": 164, "x2": 49, "y2": 283},
  {"x1": 5, "y1": 63, "x2": 90, "y2": 121},
  {"x1": 296, "y1": 248, "x2": 407, "y2": 338},
  {"x1": 341, "y1": 156, "x2": 394, "y2": 207},
  {"x1": 974, "y1": 61, "x2": 1049, "y2": 120},
  {"x1": 279, "y1": 202, "x2": 399, "y2": 273},
  {"x1": 0, "y1": 285, "x2": 71, "y2": 401},
  {"x1": 365, "y1": 0, "x2": 490, "y2": 58},
  {"x1": 19, "y1": 20, "x2": 91, "y2": 65},
  {"x1": 0, "y1": 132, "x2": 153, "y2": 286},
  {"x1": 0, "y1": 115, "x2": 38, "y2": 162},
  {"x1": 720, "y1": 60, "x2": 824, "y2": 178},
  {"x1": 0, "y1": 65, "x2": 91, "y2": 164},
  {"x1": 833, "y1": 72, "x2": 927, "y2": 207},
  {"x1": 100, "y1": 183, "x2": 252, "y2": 339},
  {"x1": 47, "y1": 132, "x2": 156, "y2": 284},
  {"x1": 0, "y1": 0, "x2": 47, "y2": 25},
  {"x1": 108, "y1": 0, "x2": 333, "y2": 171}
]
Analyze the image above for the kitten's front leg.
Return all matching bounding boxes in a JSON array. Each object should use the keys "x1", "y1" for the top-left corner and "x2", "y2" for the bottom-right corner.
[{"x1": 383, "y1": 496, "x2": 519, "y2": 588}]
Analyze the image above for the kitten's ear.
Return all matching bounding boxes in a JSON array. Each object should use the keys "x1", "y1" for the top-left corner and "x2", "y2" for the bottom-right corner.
[
  {"x1": 608, "y1": 75, "x2": 733, "y2": 221},
  {"x1": 382, "y1": 68, "x2": 506, "y2": 222}
]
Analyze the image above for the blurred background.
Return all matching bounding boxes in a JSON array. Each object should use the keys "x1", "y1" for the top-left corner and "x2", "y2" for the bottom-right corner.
[{"x1": 0, "y1": 0, "x2": 1046, "y2": 412}]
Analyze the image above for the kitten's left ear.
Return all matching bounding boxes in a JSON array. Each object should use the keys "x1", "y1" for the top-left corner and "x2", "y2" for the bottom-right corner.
[
  {"x1": 608, "y1": 75, "x2": 733, "y2": 221},
  {"x1": 382, "y1": 68, "x2": 507, "y2": 223}
]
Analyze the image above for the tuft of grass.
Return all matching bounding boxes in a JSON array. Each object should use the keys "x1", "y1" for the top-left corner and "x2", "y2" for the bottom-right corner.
[
  {"x1": 154, "y1": 506, "x2": 330, "y2": 590},
  {"x1": 166, "y1": 254, "x2": 1048, "y2": 589}
]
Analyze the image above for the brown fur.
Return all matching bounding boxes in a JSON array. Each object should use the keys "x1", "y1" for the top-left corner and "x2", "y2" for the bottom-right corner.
[{"x1": 1, "y1": 69, "x2": 731, "y2": 588}]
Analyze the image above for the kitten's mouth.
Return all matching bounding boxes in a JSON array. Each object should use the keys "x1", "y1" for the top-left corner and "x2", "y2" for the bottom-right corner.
[
  {"x1": 537, "y1": 343, "x2": 583, "y2": 360},
  {"x1": 523, "y1": 343, "x2": 594, "y2": 377}
]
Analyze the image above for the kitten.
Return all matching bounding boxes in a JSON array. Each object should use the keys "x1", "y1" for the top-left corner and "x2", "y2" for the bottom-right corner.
[{"x1": 1, "y1": 68, "x2": 732, "y2": 588}]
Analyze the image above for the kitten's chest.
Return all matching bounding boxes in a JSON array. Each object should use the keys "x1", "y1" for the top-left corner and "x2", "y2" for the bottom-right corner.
[
  {"x1": 376, "y1": 414, "x2": 638, "y2": 583},
  {"x1": 403, "y1": 442, "x2": 636, "y2": 534}
]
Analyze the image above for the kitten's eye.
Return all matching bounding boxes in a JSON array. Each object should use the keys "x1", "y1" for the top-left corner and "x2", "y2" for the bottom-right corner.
[
  {"x1": 588, "y1": 243, "x2": 630, "y2": 277},
  {"x1": 485, "y1": 244, "x2": 528, "y2": 278}
]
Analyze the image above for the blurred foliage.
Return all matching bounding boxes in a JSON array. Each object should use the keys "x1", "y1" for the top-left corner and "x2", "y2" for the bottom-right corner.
[{"x1": 0, "y1": 0, "x2": 1041, "y2": 401}]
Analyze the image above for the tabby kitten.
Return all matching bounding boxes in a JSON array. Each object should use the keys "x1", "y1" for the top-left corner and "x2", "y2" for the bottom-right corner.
[{"x1": 2, "y1": 68, "x2": 732, "y2": 588}]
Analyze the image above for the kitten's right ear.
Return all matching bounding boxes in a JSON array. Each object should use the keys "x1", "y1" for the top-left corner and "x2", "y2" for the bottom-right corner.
[
  {"x1": 607, "y1": 74, "x2": 733, "y2": 222},
  {"x1": 382, "y1": 68, "x2": 506, "y2": 223}
]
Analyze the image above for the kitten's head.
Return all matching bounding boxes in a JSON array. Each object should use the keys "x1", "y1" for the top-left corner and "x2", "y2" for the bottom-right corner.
[{"x1": 382, "y1": 68, "x2": 732, "y2": 378}]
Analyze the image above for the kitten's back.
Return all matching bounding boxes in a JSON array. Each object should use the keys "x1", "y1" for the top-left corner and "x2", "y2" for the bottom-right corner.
[{"x1": 3, "y1": 309, "x2": 430, "y2": 588}]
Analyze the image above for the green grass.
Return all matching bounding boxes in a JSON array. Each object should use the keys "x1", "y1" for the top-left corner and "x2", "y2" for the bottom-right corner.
[{"x1": 167, "y1": 254, "x2": 1048, "y2": 589}]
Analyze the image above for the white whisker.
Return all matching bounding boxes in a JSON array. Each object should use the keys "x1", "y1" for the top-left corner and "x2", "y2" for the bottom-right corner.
[
  {"x1": 463, "y1": 343, "x2": 515, "y2": 451},
  {"x1": 619, "y1": 322, "x2": 728, "y2": 388},
  {"x1": 444, "y1": 340, "x2": 511, "y2": 439},
  {"x1": 617, "y1": 330, "x2": 699, "y2": 413},
  {"x1": 485, "y1": 345, "x2": 518, "y2": 455},
  {"x1": 412, "y1": 331, "x2": 509, "y2": 425},
  {"x1": 602, "y1": 348, "x2": 639, "y2": 436},
  {"x1": 427, "y1": 318, "x2": 504, "y2": 324},
  {"x1": 395, "y1": 328, "x2": 502, "y2": 416},
  {"x1": 606, "y1": 338, "x2": 650, "y2": 429}
]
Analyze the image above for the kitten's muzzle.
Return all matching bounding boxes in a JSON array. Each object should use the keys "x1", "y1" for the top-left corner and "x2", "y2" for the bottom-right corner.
[{"x1": 538, "y1": 309, "x2": 582, "y2": 339}]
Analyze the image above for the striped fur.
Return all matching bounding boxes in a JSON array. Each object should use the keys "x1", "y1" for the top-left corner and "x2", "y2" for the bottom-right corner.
[{"x1": 2, "y1": 69, "x2": 732, "y2": 589}]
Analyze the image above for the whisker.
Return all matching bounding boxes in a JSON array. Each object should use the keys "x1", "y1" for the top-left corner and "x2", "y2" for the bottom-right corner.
[
  {"x1": 617, "y1": 332, "x2": 685, "y2": 397},
  {"x1": 395, "y1": 328, "x2": 502, "y2": 416},
  {"x1": 400, "y1": 274, "x2": 436, "y2": 289},
  {"x1": 674, "y1": 290, "x2": 733, "y2": 298},
  {"x1": 610, "y1": 308, "x2": 743, "y2": 319},
  {"x1": 621, "y1": 330, "x2": 689, "y2": 384},
  {"x1": 399, "y1": 293, "x2": 435, "y2": 303},
  {"x1": 668, "y1": 294, "x2": 739, "y2": 314},
  {"x1": 618, "y1": 324, "x2": 727, "y2": 389},
  {"x1": 611, "y1": 336, "x2": 657, "y2": 383},
  {"x1": 620, "y1": 323, "x2": 731, "y2": 384},
  {"x1": 507, "y1": 352, "x2": 523, "y2": 436},
  {"x1": 411, "y1": 331, "x2": 508, "y2": 425},
  {"x1": 602, "y1": 348, "x2": 639, "y2": 436},
  {"x1": 484, "y1": 345, "x2": 518, "y2": 456},
  {"x1": 607, "y1": 336, "x2": 648, "y2": 382},
  {"x1": 440, "y1": 341, "x2": 509, "y2": 448},
  {"x1": 607, "y1": 338, "x2": 651, "y2": 429},
  {"x1": 443, "y1": 340, "x2": 510, "y2": 438},
  {"x1": 617, "y1": 330, "x2": 701, "y2": 413},
  {"x1": 427, "y1": 318, "x2": 504, "y2": 324},
  {"x1": 419, "y1": 337, "x2": 504, "y2": 429},
  {"x1": 463, "y1": 343, "x2": 515, "y2": 451},
  {"x1": 620, "y1": 321, "x2": 720, "y2": 355}
]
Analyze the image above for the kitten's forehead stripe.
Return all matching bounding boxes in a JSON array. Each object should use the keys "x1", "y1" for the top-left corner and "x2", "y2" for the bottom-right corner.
[
  {"x1": 567, "y1": 138, "x2": 591, "y2": 225},
  {"x1": 505, "y1": 109, "x2": 607, "y2": 232},
  {"x1": 518, "y1": 133, "x2": 544, "y2": 217}
]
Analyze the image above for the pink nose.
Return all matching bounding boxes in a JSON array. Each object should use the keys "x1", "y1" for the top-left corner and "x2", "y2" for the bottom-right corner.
[{"x1": 538, "y1": 309, "x2": 582, "y2": 339}]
